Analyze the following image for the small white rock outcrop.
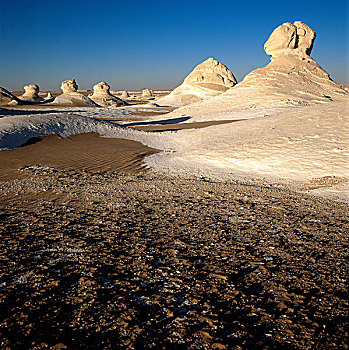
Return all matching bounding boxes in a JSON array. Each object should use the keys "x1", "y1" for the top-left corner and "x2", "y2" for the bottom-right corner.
[
  {"x1": 142, "y1": 89, "x2": 154, "y2": 98},
  {"x1": 121, "y1": 90, "x2": 130, "y2": 98},
  {"x1": 89, "y1": 82, "x2": 125, "y2": 107},
  {"x1": 20, "y1": 84, "x2": 44, "y2": 102},
  {"x1": 53, "y1": 79, "x2": 98, "y2": 106}
]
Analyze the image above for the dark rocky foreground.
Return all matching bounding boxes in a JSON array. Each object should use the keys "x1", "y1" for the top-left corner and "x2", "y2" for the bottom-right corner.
[{"x1": 0, "y1": 169, "x2": 348, "y2": 349}]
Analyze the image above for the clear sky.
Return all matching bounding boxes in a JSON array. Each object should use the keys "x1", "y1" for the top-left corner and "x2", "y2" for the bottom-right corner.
[{"x1": 0, "y1": 0, "x2": 348, "y2": 91}]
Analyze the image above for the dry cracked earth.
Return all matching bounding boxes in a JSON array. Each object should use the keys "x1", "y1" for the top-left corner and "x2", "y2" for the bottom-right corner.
[{"x1": 0, "y1": 168, "x2": 348, "y2": 349}]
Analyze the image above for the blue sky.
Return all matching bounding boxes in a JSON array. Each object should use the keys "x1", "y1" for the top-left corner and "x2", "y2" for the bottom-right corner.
[{"x1": 0, "y1": 0, "x2": 348, "y2": 91}]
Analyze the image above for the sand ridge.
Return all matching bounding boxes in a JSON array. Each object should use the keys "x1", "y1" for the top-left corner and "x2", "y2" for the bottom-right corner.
[{"x1": 0, "y1": 132, "x2": 159, "y2": 181}]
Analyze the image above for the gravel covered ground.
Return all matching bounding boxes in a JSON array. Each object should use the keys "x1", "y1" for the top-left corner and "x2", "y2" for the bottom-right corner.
[{"x1": 0, "y1": 168, "x2": 348, "y2": 349}]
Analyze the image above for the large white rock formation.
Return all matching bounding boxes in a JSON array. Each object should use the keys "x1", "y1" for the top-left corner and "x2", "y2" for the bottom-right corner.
[
  {"x1": 156, "y1": 57, "x2": 237, "y2": 107},
  {"x1": 89, "y1": 82, "x2": 125, "y2": 107},
  {"x1": 20, "y1": 84, "x2": 44, "y2": 102},
  {"x1": 264, "y1": 21, "x2": 316, "y2": 57},
  {"x1": 162, "y1": 21, "x2": 347, "y2": 120},
  {"x1": 52, "y1": 79, "x2": 98, "y2": 106}
]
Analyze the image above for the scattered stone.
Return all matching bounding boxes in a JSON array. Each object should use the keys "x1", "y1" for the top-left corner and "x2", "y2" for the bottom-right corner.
[{"x1": 0, "y1": 170, "x2": 347, "y2": 349}]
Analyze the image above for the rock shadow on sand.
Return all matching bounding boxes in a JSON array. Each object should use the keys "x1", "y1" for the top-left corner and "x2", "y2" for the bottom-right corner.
[{"x1": 123, "y1": 116, "x2": 191, "y2": 127}]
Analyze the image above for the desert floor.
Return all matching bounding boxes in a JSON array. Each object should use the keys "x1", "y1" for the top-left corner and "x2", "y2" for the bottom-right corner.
[{"x1": 0, "y1": 120, "x2": 348, "y2": 349}]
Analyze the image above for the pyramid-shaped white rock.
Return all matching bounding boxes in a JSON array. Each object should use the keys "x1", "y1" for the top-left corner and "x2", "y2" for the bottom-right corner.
[{"x1": 156, "y1": 57, "x2": 237, "y2": 107}]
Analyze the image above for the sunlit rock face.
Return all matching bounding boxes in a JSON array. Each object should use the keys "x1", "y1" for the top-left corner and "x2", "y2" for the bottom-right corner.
[
  {"x1": 142, "y1": 89, "x2": 153, "y2": 98},
  {"x1": 163, "y1": 21, "x2": 347, "y2": 119},
  {"x1": 155, "y1": 57, "x2": 237, "y2": 106},
  {"x1": 60, "y1": 79, "x2": 78, "y2": 93},
  {"x1": 121, "y1": 90, "x2": 129, "y2": 98},
  {"x1": 264, "y1": 21, "x2": 316, "y2": 57},
  {"x1": 294, "y1": 21, "x2": 316, "y2": 55},
  {"x1": 20, "y1": 84, "x2": 43, "y2": 102},
  {"x1": 89, "y1": 82, "x2": 126, "y2": 107},
  {"x1": 179, "y1": 57, "x2": 237, "y2": 93}
]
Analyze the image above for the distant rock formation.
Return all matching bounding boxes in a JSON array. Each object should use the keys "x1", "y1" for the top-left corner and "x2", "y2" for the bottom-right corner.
[
  {"x1": 142, "y1": 89, "x2": 154, "y2": 98},
  {"x1": 20, "y1": 84, "x2": 44, "y2": 102},
  {"x1": 52, "y1": 79, "x2": 98, "y2": 106},
  {"x1": 45, "y1": 92, "x2": 53, "y2": 100},
  {"x1": 179, "y1": 57, "x2": 236, "y2": 93},
  {"x1": 89, "y1": 82, "x2": 126, "y2": 107},
  {"x1": 61, "y1": 79, "x2": 78, "y2": 93},
  {"x1": 0, "y1": 86, "x2": 43, "y2": 105},
  {"x1": 164, "y1": 21, "x2": 347, "y2": 119},
  {"x1": 0, "y1": 87, "x2": 21, "y2": 105},
  {"x1": 121, "y1": 90, "x2": 129, "y2": 98},
  {"x1": 156, "y1": 57, "x2": 237, "y2": 106}
]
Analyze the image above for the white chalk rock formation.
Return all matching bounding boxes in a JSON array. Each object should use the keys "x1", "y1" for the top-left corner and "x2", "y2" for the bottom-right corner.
[
  {"x1": 121, "y1": 90, "x2": 130, "y2": 98},
  {"x1": 8, "y1": 100, "x2": 19, "y2": 106},
  {"x1": 156, "y1": 57, "x2": 237, "y2": 106},
  {"x1": 20, "y1": 84, "x2": 44, "y2": 102},
  {"x1": 142, "y1": 89, "x2": 154, "y2": 98},
  {"x1": 89, "y1": 82, "x2": 125, "y2": 107},
  {"x1": 61, "y1": 79, "x2": 78, "y2": 93},
  {"x1": 45, "y1": 92, "x2": 53, "y2": 100},
  {"x1": 264, "y1": 21, "x2": 316, "y2": 57},
  {"x1": 52, "y1": 79, "x2": 98, "y2": 106},
  {"x1": 294, "y1": 21, "x2": 316, "y2": 55},
  {"x1": 0, "y1": 87, "x2": 22, "y2": 105},
  {"x1": 162, "y1": 21, "x2": 347, "y2": 120},
  {"x1": 264, "y1": 22, "x2": 298, "y2": 56}
]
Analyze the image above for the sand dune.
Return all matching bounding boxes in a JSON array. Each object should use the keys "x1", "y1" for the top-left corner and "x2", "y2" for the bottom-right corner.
[{"x1": 0, "y1": 133, "x2": 158, "y2": 181}]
